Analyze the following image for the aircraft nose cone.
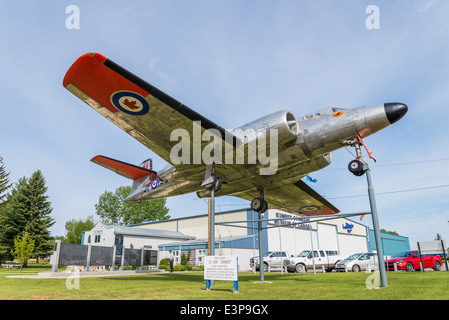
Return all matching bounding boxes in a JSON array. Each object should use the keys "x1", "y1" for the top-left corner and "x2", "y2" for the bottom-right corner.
[{"x1": 384, "y1": 103, "x2": 408, "y2": 124}]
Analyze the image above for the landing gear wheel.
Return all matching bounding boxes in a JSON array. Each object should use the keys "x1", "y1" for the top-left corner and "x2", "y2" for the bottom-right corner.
[
  {"x1": 251, "y1": 198, "x2": 268, "y2": 213},
  {"x1": 348, "y1": 159, "x2": 365, "y2": 176},
  {"x1": 204, "y1": 175, "x2": 222, "y2": 192},
  {"x1": 260, "y1": 199, "x2": 268, "y2": 213},
  {"x1": 213, "y1": 176, "x2": 223, "y2": 192}
]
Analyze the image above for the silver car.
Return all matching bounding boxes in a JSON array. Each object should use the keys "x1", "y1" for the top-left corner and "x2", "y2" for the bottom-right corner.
[{"x1": 335, "y1": 253, "x2": 378, "y2": 272}]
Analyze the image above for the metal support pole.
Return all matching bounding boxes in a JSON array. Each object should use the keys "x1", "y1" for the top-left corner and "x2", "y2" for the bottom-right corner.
[
  {"x1": 365, "y1": 164, "x2": 388, "y2": 287},
  {"x1": 209, "y1": 188, "x2": 215, "y2": 286},
  {"x1": 84, "y1": 242, "x2": 92, "y2": 272},
  {"x1": 51, "y1": 240, "x2": 61, "y2": 272},
  {"x1": 417, "y1": 242, "x2": 425, "y2": 272},
  {"x1": 441, "y1": 240, "x2": 448, "y2": 271},
  {"x1": 110, "y1": 245, "x2": 116, "y2": 271},
  {"x1": 258, "y1": 210, "x2": 265, "y2": 282},
  {"x1": 139, "y1": 247, "x2": 144, "y2": 271},
  {"x1": 309, "y1": 227, "x2": 316, "y2": 275},
  {"x1": 210, "y1": 188, "x2": 215, "y2": 257},
  {"x1": 120, "y1": 247, "x2": 125, "y2": 271}
]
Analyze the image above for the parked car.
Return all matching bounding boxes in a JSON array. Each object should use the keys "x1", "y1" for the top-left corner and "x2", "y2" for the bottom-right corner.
[
  {"x1": 250, "y1": 251, "x2": 290, "y2": 271},
  {"x1": 284, "y1": 250, "x2": 343, "y2": 273},
  {"x1": 385, "y1": 250, "x2": 443, "y2": 271},
  {"x1": 335, "y1": 252, "x2": 378, "y2": 272}
]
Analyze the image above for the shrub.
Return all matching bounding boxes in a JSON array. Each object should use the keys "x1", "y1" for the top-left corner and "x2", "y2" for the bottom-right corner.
[
  {"x1": 159, "y1": 258, "x2": 170, "y2": 267},
  {"x1": 159, "y1": 264, "x2": 167, "y2": 270},
  {"x1": 173, "y1": 265, "x2": 184, "y2": 271},
  {"x1": 181, "y1": 253, "x2": 187, "y2": 266}
]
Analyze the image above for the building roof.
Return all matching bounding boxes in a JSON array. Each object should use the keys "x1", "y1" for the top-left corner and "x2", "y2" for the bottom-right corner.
[
  {"x1": 126, "y1": 208, "x2": 252, "y2": 228},
  {"x1": 103, "y1": 224, "x2": 195, "y2": 240},
  {"x1": 159, "y1": 234, "x2": 256, "y2": 250}
]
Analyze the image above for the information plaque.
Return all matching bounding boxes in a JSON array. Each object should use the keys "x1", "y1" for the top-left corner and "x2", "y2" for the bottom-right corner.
[{"x1": 204, "y1": 255, "x2": 238, "y2": 293}]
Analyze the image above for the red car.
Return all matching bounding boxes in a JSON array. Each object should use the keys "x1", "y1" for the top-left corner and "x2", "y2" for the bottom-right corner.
[{"x1": 385, "y1": 250, "x2": 443, "y2": 271}]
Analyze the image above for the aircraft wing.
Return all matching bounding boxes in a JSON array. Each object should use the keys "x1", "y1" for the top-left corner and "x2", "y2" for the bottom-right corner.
[
  {"x1": 64, "y1": 53, "x2": 339, "y2": 216},
  {"x1": 63, "y1": 52, "x2": 239, "y2": 169},
  {"x1": 228, "y1": 179, "x2": 339, "y2": 216}
]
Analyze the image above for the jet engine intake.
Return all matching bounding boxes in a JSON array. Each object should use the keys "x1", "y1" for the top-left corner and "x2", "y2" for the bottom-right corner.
[{"x1": 232, "y1": 110, "x2": 300, "y2": 146}]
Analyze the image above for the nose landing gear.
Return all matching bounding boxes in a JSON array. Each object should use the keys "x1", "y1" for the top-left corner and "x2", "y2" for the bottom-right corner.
[
  {"x1": 343, "y1": 134, "x2": 388, "y2": 287},
  {"x1": 348, "y1": 159, "x2": 365, "y2": 176},
  {"x1": 344, "y1": 135, "x2": 373, "y2": 176}
]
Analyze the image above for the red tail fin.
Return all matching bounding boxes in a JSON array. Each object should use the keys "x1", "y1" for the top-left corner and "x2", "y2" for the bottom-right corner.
[{"x1": 91, "y1": 155, "x2": 157, "y2": 180}]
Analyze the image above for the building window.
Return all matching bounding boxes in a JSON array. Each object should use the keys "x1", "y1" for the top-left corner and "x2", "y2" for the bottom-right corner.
[{"x1": 94, "y1": 235, "x2": 101, "y2": 243}]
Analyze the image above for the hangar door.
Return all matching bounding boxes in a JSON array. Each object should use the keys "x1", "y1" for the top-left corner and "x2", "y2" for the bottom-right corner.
[{"x1": 317, "y1": 223, "x2": 339, "y2": 252}]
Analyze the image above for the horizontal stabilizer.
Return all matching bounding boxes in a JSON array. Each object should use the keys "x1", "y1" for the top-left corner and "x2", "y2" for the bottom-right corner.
[{"x1": 91, "y1": 155, "x2": 157, "y2": 180}]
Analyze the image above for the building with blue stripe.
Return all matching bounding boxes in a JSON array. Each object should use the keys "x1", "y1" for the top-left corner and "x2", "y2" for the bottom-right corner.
[{"x1": 125, "y1": 208, "x2": 410, "y2": 269}]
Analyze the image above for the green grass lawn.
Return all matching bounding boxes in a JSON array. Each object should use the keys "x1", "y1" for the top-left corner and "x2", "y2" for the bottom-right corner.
[{"x1": 0, "y1": 263, "x2": 448, "y2": 300}]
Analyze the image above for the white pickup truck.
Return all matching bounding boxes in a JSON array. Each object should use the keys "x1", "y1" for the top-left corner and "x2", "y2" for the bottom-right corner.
[
  {"x1": 283, "y1": 250, "x2": 343, "y2": 273},
  {"x1": 250, "y1": 251, "x2": 291, "y2": 271}
]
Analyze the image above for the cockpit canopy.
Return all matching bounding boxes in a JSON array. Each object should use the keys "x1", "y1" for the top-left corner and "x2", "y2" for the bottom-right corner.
[{"x1": 301, "y1": 107, "x2": 348, "y2": 120}]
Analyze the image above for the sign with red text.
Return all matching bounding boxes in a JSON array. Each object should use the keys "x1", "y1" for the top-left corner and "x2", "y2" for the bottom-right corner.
[{"x1": 204, "y1": 256, "x2": 238, "y2": 281}]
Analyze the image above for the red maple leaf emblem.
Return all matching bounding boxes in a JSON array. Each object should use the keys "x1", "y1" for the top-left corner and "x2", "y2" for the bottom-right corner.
[{"x1": 122, "y1": 98, "x2": 139, "y2": 110}]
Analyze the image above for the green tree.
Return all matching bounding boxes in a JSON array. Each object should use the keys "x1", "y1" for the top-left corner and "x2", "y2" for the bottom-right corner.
[
  {"x1": 380, "y1": 229, "x2": 399, "y2": 236},
  {"x1": 64, "y1": 215, "x2": 96, "y2": 244},
  {"x1": 11, "y1": 231, "x2": 35, "y2": 273},
  {"x1": 0, "y1": 156, "x2": 12, "y2": 204},
  {"x1": 95, "y1": 185, "x2": 170, "y2": 225},
  {"x1": 0, "y1": 177, "x2": 28, "y2": 261},
  {"x1": 0, "y1": 171, "x2": 55, "y2": 262}
]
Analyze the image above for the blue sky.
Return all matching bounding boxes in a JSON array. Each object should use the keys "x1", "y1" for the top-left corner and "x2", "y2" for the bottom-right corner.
[{"x1": 1, "y1": 1, "x2": 449, "y2": 249}]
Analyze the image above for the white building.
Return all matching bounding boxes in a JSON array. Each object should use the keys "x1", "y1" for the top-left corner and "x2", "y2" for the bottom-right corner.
[
  {"x1": 125, "y1": 208, "x2": 370, "y2": 270},
  {"x1": 81, "y1": 222, "x2": 195, "y2": 250}
]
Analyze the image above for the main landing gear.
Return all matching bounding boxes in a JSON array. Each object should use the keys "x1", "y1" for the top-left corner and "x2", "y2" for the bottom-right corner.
[
  {"x1": 251, "y1": 197, "x2": 268, "y2": 213},
  {"x1": 203, "y1": 174, "x2": 223, "y2": 192},
  {"x1": 201, "y1": 164, "x2": 223, "y2": 192},
  {"x1": 250, "y1": 189, "x2": 268, "y2": 213},
  {"x1": 201, "y1": 164, "x2": 267, "y2": 213}
]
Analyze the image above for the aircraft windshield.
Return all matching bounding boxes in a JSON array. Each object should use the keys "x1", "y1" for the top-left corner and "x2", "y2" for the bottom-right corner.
[{"x1": 301, "y1": 107, "x2": 347, "y2": 120}]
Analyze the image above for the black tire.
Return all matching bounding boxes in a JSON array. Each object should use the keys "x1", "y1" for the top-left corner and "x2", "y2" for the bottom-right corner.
[
  {"x1": 251, "y1": 198, "x2": 266, "y2": 212},
  {"x1": 348, "y1": 159, "x2": 365, "y2": 176},
  {"x1": 433, "y1": 261, "x2": 441, "y2": 271},
  {"x1": 260, "y1": 199, "x2": 268, "y2": 213},
  {"x1": 213, "y1": 177, "x2": 223, "y2": 192},
  {"x1": 295, "y1": 263, "x2": 306, "y2": 273},
  {"x1": 352, "y1": 264, "x2": 361, "y2": 272},
  {"x1": 406, "y1": 262, "x2": 414, "y2": 272}
]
